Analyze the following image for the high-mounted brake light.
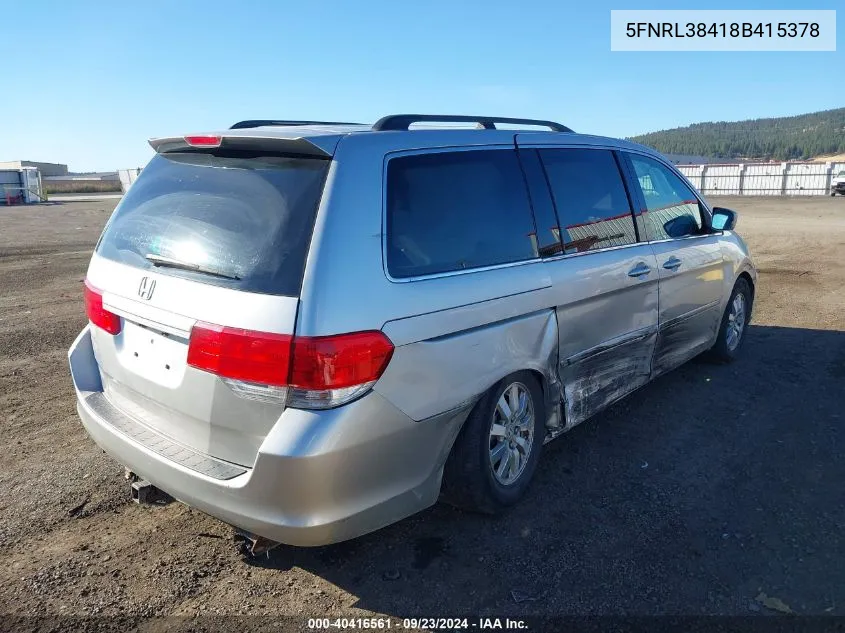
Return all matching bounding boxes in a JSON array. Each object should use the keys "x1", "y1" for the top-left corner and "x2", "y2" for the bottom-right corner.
[
  {"x1": 184, "y1": 135, "x2": 222, "y2": 148},
  {"x1": 83, "y1": 279, "x2": 122, "y2": 335},
  {"x1": 186, "y1": 323, "x2": 394, "y2": 409}
]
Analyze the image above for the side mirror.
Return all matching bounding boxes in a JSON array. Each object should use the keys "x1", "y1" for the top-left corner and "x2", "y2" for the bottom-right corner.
[
  {"x1": 663, "y1": 214, "x2": 699, "y2": 238},
  {"x1": 711, "y1": 207, "x2": 738, "y2": 231}
]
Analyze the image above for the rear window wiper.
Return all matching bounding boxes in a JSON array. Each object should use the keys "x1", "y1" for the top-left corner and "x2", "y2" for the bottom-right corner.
[{"x1": 145, "y1": 253, "x2": 241, "y2": 280}]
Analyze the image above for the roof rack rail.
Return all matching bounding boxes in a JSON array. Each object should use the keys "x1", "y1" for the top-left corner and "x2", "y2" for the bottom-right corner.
[
  {"x1": 230, "y1": 119, "x2": 361, "y2": 130},
  {"x1": 372, "y1": 114, "x2": 573, "y2": 133}
]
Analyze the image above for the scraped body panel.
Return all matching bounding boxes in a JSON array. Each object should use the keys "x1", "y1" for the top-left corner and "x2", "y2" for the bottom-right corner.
[
  {"x1": 562, "y1": 327, "x2": 657, "y2": 427},
  {"x1": 545, "y1": 245, "x2": 660, "y2": 428},
  {"x1": 378, "y1": 301, "x2": 561, "y2": 427},
  {"x1": 649, "y1": 236, "x2": 727, "y2": 376}
]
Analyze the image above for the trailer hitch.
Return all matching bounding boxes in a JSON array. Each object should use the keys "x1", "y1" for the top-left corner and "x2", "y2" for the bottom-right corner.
[
  {"x1": 233, "y1": 528, "x2": 281, "y2": 558},
  {"x1": 126, "y1": 469, "x2": 171, "y2": 505}
]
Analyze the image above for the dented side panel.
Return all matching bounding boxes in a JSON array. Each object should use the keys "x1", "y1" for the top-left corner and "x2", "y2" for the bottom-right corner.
[
  {"x1": 562, "y1": 328, "x2": 657, "y2": 427},
  {"x1": 545, "y1": 244, "x2": 661, "y2": 429},
  {"x1": 377, "y1": 305, "x2": 560, "y2": 424},
  {"x1": 652, "y1": 301, "x2": 721, "y2": 377},
  {"x1": 649, "y1": 236, "x2": 727, "y2": 377}
]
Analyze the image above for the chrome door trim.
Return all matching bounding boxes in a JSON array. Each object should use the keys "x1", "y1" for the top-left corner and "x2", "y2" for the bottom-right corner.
[
  {"x1": 541, "y1": 240, "x2": 646, "y2": 263},
  {"x1": 646, "y1": 233, "x2": 721, "y2": 246},
  {"x1": 382, "y1": 256, "x2": 543, "y2": 284}
]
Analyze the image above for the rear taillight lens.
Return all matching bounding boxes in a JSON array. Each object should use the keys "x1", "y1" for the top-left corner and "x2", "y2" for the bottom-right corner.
[
  {"x1": 288, "y1": 331, "x2": 394, "y2": 409},
  {"x1": 186, "y1": 323, "x2": 292, "y2": 387},
  {"x1": 83, "y1": 279, "x2": 122, "y2": 335},
  {"x1": 186, "y1": 324, "x2": 393, "y2": 409},
  {"x1": 289, "y1": 332, "x2": 394, "y2": 390}
]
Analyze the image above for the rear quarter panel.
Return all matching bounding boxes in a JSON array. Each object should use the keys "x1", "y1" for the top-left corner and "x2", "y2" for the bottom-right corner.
[
  {"x1": 377, "y1": 303, "x2": 559, "y2": 422},
  {"x1": 297, "y1": 134, "x2": 563, "y2": 422}
]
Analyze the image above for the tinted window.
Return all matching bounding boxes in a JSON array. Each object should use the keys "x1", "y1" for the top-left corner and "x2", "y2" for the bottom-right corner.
[
  {"x1": 629, "y1": 155, "x2": 704, "y2": 240},
  {"x1": 539, "y1": 149, "x2": 636, "y2": 253},
  {"x1": 96, "y1": 152, "x2": 328, "y2": 296},
  {"x1": 386, "y1": 150, "x2": 538, "y2": 278},
  {"x1": 517, "y1": 149, "x2": 564, "y2": 257}
]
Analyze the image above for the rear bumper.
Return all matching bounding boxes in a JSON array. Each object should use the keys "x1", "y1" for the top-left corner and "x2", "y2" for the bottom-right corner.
[{"x1": 69, "y1": 326, "x2": 467, "y2": 546}]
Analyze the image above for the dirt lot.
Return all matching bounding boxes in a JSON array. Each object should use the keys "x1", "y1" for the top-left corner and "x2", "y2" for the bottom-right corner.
[{"x1": 1, "y1": 196, "x2": 844, "y2": 626}]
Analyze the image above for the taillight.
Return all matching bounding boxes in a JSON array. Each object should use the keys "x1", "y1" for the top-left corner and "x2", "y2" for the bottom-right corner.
[
  {"x1": 186, "y1": 323, "x2": 292, "y2": 386},
  {"x1": 184, "y1": 135, "x2": 222, "y2": 148},
  {"x1": 186, "y1": 324, "x2": 393, "y2": 409},
  {"x1": 288, "y1": 332, "x2": 394, "y2": 409},
  {"x1": 290, "y1": 332, "x2": 394, "y2": 390},
  {"x1": 83, "y1": 279, "x2": 121, "y2": 335}
]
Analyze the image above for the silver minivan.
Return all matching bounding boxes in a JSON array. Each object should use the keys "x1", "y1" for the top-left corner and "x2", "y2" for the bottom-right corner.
[{"x1": 69, "y1": 115, "x2": 757, "y2": 547}]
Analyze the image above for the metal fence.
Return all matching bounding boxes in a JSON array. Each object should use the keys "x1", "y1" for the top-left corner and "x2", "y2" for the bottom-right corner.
[
  {"x1": 677, "y1": 161, "x2": 845, "y2": 196},
  {"x1": 118, "y1": 168, "x2": 142, "y2": 193}
]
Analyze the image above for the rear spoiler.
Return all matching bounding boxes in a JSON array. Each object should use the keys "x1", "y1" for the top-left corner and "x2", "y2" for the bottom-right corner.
[{"x1": 148, "y1": 133, "x2": 338, "y2": 158}]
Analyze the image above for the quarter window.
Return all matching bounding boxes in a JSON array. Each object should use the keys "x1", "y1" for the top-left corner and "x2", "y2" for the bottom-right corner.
[
  {"x1": 629, "y1": 155, "x2": 705, "y2": 241},
  {"x1": 386, "y1": 150, "x2": 538, "y2": 278},
  {"x1": 538, "y1": 149, "x2": 637, "y2": 253}
]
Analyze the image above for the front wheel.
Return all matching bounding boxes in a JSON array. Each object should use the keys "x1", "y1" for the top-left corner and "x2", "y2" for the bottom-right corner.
[
  {"x1": 708, "y1": 278, "x2": 752, "y2": 362},
  {"x1": 441, "y1": 372, "x2": 545, "y2": 514}
]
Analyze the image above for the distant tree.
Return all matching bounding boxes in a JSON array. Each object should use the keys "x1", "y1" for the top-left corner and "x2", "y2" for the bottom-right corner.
[{"x1": 629, "y1": 108, "x2": 845, "y2": 161}]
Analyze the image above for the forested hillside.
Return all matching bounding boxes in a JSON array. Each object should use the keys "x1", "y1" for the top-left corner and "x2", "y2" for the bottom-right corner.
[{"x1": 630, "y1": 108, "x2": 845, "y2": 161}]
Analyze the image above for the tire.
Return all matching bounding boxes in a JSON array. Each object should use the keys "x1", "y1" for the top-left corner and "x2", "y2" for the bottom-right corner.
[
  {"x1": 832, "y1": 192, "x2": 837, "y2": 197},
  {"x1": 441, "y1": 371, "x2": 545, "y2": 514},
  {"x1": 708, "y1": 278, "x2": 752, "y2": 363}
]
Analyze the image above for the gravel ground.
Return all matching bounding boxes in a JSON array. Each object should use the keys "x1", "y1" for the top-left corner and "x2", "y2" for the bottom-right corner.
[{"x1": 1, "y1": 196, "x2": 843, "y2": 627}]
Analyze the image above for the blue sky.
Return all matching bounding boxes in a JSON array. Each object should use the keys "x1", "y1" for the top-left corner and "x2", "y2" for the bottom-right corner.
[{"x1": 1, "y1": 0, "x2": 841, "y2": 171}]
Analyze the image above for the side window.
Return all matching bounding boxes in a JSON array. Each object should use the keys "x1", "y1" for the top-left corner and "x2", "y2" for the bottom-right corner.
[
  {"x1": 517, "y1": 149, "x2": 564, "y2": 257},
  {"x1": 538, "y1": 149, "x2": 637, "y2": 253},
  {"x1": 629, "y1": 155, "x2": 704, "y2": 241},
  {"x1": 386, "y1": 150, "x2": 538, "y2": 278}
]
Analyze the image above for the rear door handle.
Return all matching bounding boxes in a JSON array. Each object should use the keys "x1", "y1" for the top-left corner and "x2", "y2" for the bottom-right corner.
[
  {"x1": 663, "y1": 256, "x2": 682, "y2": 271},
  {"x1": 627, "y1": 262, "x2": 652, "y2": 278}
]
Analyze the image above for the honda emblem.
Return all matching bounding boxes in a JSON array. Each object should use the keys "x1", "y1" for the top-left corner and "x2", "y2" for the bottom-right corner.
[{"x1": 138, "y1": 276, "x2": 156, "y2": 300}]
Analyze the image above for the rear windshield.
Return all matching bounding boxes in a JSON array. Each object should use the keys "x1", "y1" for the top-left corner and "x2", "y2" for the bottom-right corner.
[{"x1": 96, "y1": 151, "x2": 329, "y2": 296}]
